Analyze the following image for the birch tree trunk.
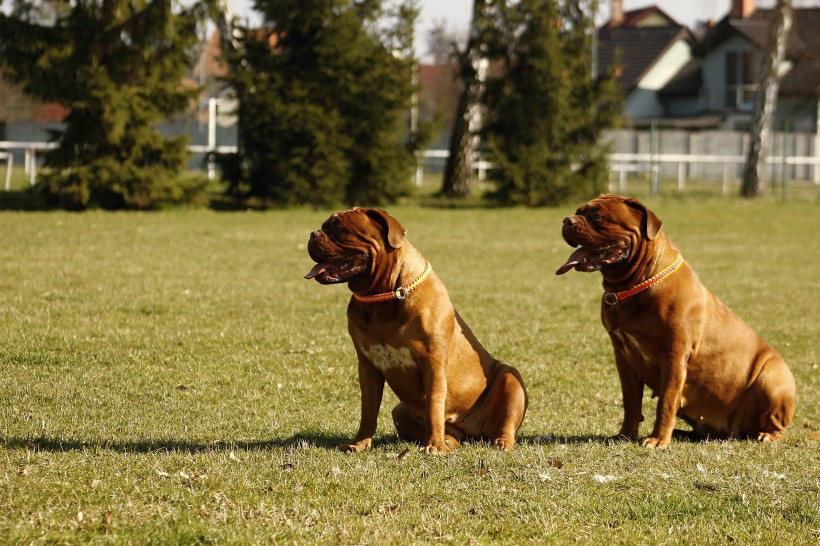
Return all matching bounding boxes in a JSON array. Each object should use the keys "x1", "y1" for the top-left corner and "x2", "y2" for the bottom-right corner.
[
  {"x1": 441, "y1": 0, "x2": 489, "y2": 198},
  {"x1": 741, "y1": 0, "x2": 793, "y2": 198}
]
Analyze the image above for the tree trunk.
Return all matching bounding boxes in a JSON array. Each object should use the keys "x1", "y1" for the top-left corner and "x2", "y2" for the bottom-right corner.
[
  {"x1": 441, "y1": 0, "x2": 489, "y2": 198},
  {"x1": 741, "y1": 0, "x2": 793, "y2": 198}
]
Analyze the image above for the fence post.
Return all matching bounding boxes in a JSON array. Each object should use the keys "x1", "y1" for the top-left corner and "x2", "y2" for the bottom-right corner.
[
  {"x1": 650, "y1": 120, "x2": 659, "y2": 195},
  {"x1": 207, "y1": 98, "x2": 217, "y2": 181},
  {"x1": 722, "y1": 163, "x2": 730, "y2": 195},
  {"x1": 1, "y1": 152, "x2": 12, "y2": 191},
  {"x1": 29, "y1": 149, "x2": 36, "y2": 186},
  {"x1": 678, "y1": 161, "x2": 685, "y2": 190},
  {"x1": 814, "y1": 133, "x2": 820, "y2": 184}
]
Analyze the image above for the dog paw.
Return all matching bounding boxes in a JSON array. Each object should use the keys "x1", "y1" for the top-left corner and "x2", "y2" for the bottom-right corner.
[
  {"x1": 640, "y1": 437, "x2": 670, "y2": 449},
  {"x1": 421, "y1": 434, "x2": 460, "y2": 454},
  {"x1": 757, "y1": 431, "x2": 784, "y2": 442},
  {"x1": 337, "y1": 439, "x2": 372, "y2": 452},
  {"x1": 492, "y1": 437, "x2": 516, "y2": 451}
]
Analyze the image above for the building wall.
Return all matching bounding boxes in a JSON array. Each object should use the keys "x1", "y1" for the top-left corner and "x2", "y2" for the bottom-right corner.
[
  {"x1": 625, "y1": 40, "x2": 692, "y2": 120},
  {"x1": 700, "y1": 34, "x2": 754, "y2": 112}
]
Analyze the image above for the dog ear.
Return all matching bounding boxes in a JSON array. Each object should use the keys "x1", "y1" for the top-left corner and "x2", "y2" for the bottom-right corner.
[
  {"x1": 365, "y1": 208, "x2": 406, "y2": 249},
  {"x1": 624, "y1": 198, "x2": 662, "y2": 240}
]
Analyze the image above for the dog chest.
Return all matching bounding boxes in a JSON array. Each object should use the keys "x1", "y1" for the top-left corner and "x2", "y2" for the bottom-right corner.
[
  {"x1": 609, "y1": 328, "x2": 659, "y2": 389},
  {"x1": 361, "y1": 344, "x2": 417, "y2": 373}
]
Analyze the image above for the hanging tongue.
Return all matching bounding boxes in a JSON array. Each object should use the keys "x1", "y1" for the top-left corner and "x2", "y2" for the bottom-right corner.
[
  {"x1": 304, "y1": 263, "x2": 329, "y2": 280},
  {"x1": 555, "y1": 247, "x2": 599, "y2": 275}
]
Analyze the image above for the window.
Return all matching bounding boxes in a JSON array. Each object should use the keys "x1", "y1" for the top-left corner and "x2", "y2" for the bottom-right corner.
[{"x1": 725, "y1": 51, "x2": 758, "y2": 110}]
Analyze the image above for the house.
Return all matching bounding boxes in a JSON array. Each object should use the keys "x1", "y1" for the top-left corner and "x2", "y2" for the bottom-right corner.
[
  {"x1": 660, "y1": 0, "x2": 820, "y2": 133},
  {"x1": 602, "y1": 0, "x2": 820, "y2": 133},
  {"x1": 596, "y1": 1, "x2": 696, "y2": 126}
]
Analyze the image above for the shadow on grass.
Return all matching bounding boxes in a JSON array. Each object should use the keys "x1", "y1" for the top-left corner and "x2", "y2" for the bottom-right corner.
[
  {"x1": 0, "y1": 430, "x2": 400, "y2": 454},
  {"x1": 517, "y1": 429, "x2": 708, "y2": 446},
  {"x1": 2, "y1": 429, "x2": 715, "y2": 454},
  {"x1": 0, "y1": 190, "x2": 53, "y2": 211}
]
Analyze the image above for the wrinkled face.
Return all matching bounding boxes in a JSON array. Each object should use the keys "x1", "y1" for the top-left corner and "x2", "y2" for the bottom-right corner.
[
  {"x1": 304, "y1": 208, "x2": 405, "y2": 285},
  {"x1": 556, "y1": 194, "x2": 661, "y2": 275}
]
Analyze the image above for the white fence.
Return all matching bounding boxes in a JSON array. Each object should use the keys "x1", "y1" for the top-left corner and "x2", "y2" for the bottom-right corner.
[
  {"x1": 609, "y1": 152, "x2": 820, "y2": 195},
  {"x1": 4, "y1": 125, "x2": 820, "y2": 194},
  {"x1": 0, "y1": 141, "x2": 239, "y2": 190}
]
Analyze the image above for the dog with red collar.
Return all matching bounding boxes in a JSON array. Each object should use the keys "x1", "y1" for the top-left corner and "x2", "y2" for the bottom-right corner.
[
  {"x1": 306, "y1": 208, "x2": 528, "y2": 453},
  {"x1": 557, "y1": 194, "x2": 795, "y2": 447}
]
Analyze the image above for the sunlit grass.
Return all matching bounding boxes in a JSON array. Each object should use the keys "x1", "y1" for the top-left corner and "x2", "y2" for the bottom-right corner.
[{"x1": 0, "y1": 200, "x2": 818, "y2": 543}]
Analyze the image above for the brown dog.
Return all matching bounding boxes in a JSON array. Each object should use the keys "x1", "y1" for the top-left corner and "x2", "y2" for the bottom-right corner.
[
  {"x1": 557, "y1": 194, "x2": 795, "y2": 448},
  {"x1": 305, "y1": 208, "x2": 528, "y2": 453}
]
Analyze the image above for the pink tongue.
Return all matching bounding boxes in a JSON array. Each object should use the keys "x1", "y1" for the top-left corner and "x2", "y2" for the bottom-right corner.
[
  {"x1": 555, "y1": 248, "x2": 594, "y2": 275},
  {"x1": 304, "y1": 263, "x2": 328, "y2": 280}
]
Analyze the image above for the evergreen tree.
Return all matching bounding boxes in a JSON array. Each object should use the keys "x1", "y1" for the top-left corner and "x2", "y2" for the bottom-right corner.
[
  {"x1": 0, "y1": 0, "x2": 210, "y2": 210},
  {"x1": 484, "y1": 0, "x2": 621, "y2": 206},
  {"x1": 220, "y1": 0, "x2": 422, "y2": 207}
]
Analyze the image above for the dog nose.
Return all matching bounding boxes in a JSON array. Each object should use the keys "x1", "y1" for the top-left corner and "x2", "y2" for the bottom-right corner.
[
  {"x1": 563, "y1": 216, "x2": 577, "y2": 227},
  {"x1": 309, "y1": 230, "x2": 320, "y2": 240}
]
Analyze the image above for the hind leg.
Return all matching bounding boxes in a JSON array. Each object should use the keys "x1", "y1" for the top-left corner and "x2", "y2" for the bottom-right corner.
[
  {"x1": 481, "y1": 365, "x2": 528, "y2": 451},
  {"x1": 735, "y1": 357, "x2": 795, "y2": 442},
  {"x1": 391, "y1": 403, "x2": 460, "y2": 450}
]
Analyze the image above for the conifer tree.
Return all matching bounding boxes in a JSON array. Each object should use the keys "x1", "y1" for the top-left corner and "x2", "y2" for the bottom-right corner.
[
  {"x1": 0, "y1": 0, "x2": 209, "y2": 209},
  {"x1": 220, "y1": 0, "x2": 421, "y2": 207},
  {"x1": 484, "y1": 0, "x2": 621, "y2": 206}
]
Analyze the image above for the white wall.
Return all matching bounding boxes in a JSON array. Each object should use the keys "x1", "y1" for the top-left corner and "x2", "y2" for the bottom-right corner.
[{"x1": 625, "y1": 39, "x2": 692, "y2": 119}]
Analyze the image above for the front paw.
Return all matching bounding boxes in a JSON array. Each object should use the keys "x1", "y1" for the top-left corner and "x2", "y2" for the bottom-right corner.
[
  {"x1": 338, "y1": 438, "x2": 372, "y2": 452},
  {"x1": 422, "y1": 436, "x2": 456, "y2": 454},
  {"x1": 641, "y1": 436, "x2": 670, "y2": 449},
  {"x1": 492, "y1": 436, "x2": 516, "y2": 451}
]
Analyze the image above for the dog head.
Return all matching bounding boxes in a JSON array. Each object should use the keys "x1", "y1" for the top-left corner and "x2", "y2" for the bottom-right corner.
[
  {"x1": 556, "y1": 194, "x2": 662, "y2": 275},
  {"x1": 305, "y1": 208, "x2": 406, "y2": 285}
]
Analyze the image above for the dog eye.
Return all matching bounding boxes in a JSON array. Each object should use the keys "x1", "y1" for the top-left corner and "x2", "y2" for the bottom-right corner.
[{"x1": 588, "y1": 211, "x2": 602, "y2": 223}]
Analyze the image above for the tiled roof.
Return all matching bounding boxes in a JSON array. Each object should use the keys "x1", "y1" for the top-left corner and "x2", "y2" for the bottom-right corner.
[
  {"x1": 599, "y1": 6, "x2": 677, "y2": 32},
  {"x1": 597, "y1": 25, "x2": 691, "y2": 93},
  {"x1": 695, "y1": 8, "x2": 820, "y2": 97}
]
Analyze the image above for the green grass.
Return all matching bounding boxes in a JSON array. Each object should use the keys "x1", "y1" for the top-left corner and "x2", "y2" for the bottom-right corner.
[{"x1": 0, "y1": 200, "x2": 818, "y2": 544}]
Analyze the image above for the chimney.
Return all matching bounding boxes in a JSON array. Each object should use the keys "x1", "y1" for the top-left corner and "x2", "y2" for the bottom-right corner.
[
  {"x1": 730, "y1": 0, "x2": 756, "y2": 18},
  {"x1": 611, "y1": 0, "x2": 624, "y2": 27}
]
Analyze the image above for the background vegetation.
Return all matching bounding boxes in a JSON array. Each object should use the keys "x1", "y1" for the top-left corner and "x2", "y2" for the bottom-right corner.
[
  {"x1": 484, "y1": 0, "x2": 622, "y2": 206},
  {"x1": 0, "y1": 0, "x2": 210, "y2": 210},
  {"x1": 219, "y1": 0, "x2": 424, "y2": 207},
  {"x1": 1, "y1": 199, "x2": 817, "y2": 543}
]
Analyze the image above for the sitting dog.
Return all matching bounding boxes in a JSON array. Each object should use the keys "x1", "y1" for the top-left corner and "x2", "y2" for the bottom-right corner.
[
  {"x1": 556, "y1": 194, "x2": 795, "y2": 448},
  {"x1": 305, "y1": 208, "x2": 528, "y2": 453}
]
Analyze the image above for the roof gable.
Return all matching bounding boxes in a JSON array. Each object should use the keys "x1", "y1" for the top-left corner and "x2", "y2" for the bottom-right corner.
[
  {"x1": 598, "y1": 25, "x2": 691, "y2": 93},
  {"x1": 599, "y1": 6, "x2": 678, "y2": 32},
  {"x1": 694, "y1": 8, "x2": 820, "y2": 97}
]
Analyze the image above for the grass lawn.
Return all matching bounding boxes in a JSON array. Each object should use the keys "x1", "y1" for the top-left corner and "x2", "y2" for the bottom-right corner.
[{"x1": 0, "y1": 198, "x2": 818, "y2": 544}]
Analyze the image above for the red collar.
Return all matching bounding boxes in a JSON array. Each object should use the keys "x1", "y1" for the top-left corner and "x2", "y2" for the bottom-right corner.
[
  {"x1": 353, "y1": 261, "x2": 432, "y2": 304},
  {"x1": 604, "y1": 254, "x2": 684, "y2": 305}
]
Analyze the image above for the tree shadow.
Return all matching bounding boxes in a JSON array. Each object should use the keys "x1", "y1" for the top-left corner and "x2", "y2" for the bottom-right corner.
[{"x1": 0, "y1": 190, "x2": 53, "y2": 211}]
